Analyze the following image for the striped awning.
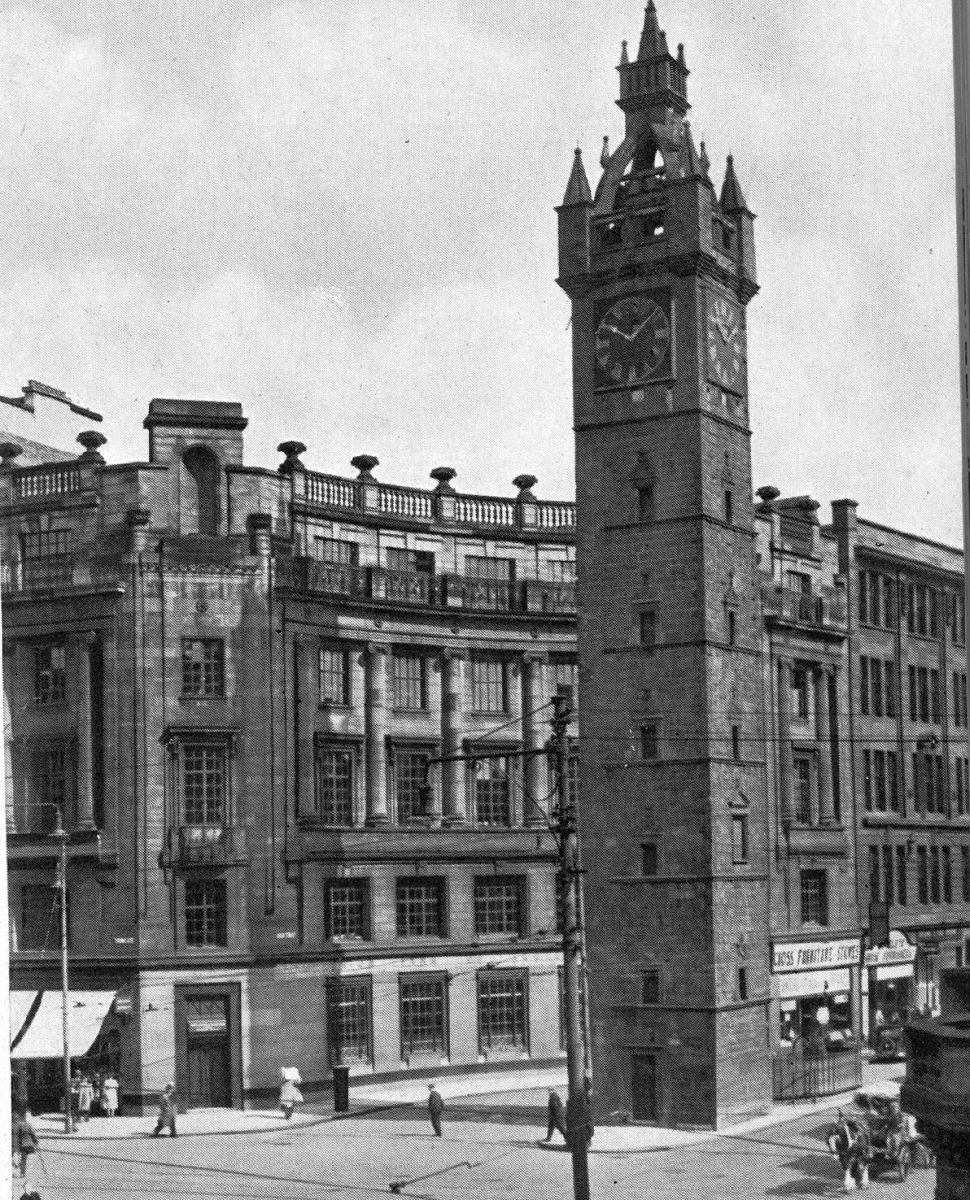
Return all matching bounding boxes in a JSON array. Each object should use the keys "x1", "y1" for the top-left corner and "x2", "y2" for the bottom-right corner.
[{"x1": 10, "y1": 990, "x2": 116, "y2": 1059}]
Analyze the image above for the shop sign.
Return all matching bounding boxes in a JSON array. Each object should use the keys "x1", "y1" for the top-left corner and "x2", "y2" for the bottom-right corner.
[
  {"x1": 863, "y1": 929, "x2": 916, "y2": 970},
  {"x1": 777, "y1": 967, "x2": 852, "y2": 1001},
  {"x1": 876, "y1": 964, "x2": 913, "y2": 982},
  {"x1": 772, "y1": 937, "x2": 860, "y2": 974},
  {"x1": 187, "y1": 1014, "x2": 227, "y2": 1034},
  {"x1": 113, "y1": 992, "x2": 133, "y2": 1017}
]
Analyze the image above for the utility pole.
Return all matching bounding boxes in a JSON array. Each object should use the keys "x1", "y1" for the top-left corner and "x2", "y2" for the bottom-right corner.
[
  {"x1": 53, "y1": 816, "x2": 73, "y2": 1134},
  {"x1": 551, "y1": 691, "x2": 591, "y2": 1200}
]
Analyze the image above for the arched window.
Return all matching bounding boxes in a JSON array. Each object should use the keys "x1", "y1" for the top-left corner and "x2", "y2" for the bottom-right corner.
[{"x1": 182, "y1": 446, "x2": 220, "y2": 536}]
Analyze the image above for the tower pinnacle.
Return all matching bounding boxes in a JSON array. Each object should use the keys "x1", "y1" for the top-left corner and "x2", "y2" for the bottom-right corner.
[
  {"x1": 617, "y1": 1, "x2": 689, "y2": 119},
  {"x1": 561, "y1": 147, "x2": 592, "y2": 207}
]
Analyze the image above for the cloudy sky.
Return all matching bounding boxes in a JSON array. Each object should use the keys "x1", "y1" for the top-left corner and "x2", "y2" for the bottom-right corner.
[{"x1": 0, "y1": 2, "x2": 961, "y2": 543}]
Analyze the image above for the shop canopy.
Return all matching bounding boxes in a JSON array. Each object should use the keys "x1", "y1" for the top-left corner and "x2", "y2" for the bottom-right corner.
[{"x1": 9, "y1": 991, "x2": 116, "y2": 1059}]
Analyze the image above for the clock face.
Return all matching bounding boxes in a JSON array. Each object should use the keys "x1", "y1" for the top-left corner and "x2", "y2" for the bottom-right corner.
[
  {"x1": 707, "y1": 295, "x2": 744, "y2": 391},
  {"x1": 595, "y1": 294, "x2": 671, "y2": 387}
]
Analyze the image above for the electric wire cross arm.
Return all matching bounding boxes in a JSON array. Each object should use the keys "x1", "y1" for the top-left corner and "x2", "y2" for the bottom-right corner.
[{"x1": 388, "y1": 1160, "x2": 477, "y2": 1193}]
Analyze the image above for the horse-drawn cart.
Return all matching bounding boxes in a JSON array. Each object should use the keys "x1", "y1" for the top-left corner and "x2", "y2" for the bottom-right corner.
[{"x1": 826, "y1": 1079, "x2": 934, "y2": 1192}]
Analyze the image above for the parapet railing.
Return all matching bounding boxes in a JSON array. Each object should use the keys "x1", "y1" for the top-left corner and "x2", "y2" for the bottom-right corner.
[{"x1": 11, "y1": 463, "x2": 83, "y2": 499}]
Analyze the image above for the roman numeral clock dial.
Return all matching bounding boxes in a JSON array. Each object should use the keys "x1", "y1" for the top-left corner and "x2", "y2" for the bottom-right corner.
[
  {"x1": 595, "y1": 294, "x2": 671, "y2": 387},
  {"x1": 706, "y1": 295, "x2": 745, "y2": 392}
]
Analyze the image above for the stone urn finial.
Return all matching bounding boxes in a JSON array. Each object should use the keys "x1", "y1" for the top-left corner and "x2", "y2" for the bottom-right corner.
[
  {"x1": 351, "y1": 454, "x2": 379, "y2": 482},
  {"x1": 76, "y1": 430, "x2": 107, "y2": 464},
  {"x1": 0, "y1": 441, "x2": 23, "y2": 470},
  {"x1": 277, "y1": 440, "x2": 307, "y2": 475},
  {"x1": 755, "y1": 484, "x2": 780, "y2": 514},
  {"x1": 430, "y1": 466, "x2": 457, "y2": 495},
  {"x1": 513, "y1": 474, "x2": 538, "y2": 501}
]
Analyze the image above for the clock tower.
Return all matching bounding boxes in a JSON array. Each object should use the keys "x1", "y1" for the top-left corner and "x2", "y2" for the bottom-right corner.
[{"x1": 558, "y1": 3, "x2": 772, "y2": 1128}]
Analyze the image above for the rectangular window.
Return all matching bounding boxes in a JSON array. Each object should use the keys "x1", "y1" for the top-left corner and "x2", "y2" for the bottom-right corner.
[
  {"x1": 800, "y1": 868, "x2": 828, "y2": 926},
  {"x1": 930, "y1": 590, "x2": 940, "y2": 639},
  {"x1": 897, "y1": 846, "x2": 908, "y2": 906},
  {"x1": 943, "y1": 846, "x2": 953, "y2": 904},
  {"x1": 640, "y1": 610, "x2": 657, "y2": 646},
  {"x1": 792, "y1": 668, "x2": 809, "y2": 719},
  {"x1": 871, "y1": 659, "x2": 884, "y2": 717},
  {"x1": 477, "y1": 972, "x2": 528, "y2": 1052},
  {"x1": 325, "y1": 880, "x2": 368, "y2": 940},
  {"x1": 963, "y1": 674, "x2": 968, "y2": 727},
  {"x1": 860, "y1": 656, "x2": 870, "y2": 715},
  {"x1": 924, "y1": 754, "x2": 936, "y2": 813},
  {"x1": 638, "y1": 485, "x2": 655, "y2": 522},
  {"x1": 909, "y1": 666, "x2": 918, "y2": 721},
  {"x1": 874, "y1": 750, "x2": 887, "y2": 812},
  {"x1": 930, "y1": 846, "x2": 941, "y2": 904},
  {"x1": 954, "y1": 592, "x2": 967, "y2": 643},
  {"x1": 396, "y1": 879, "x2": 445, "y2": 938},
  {"x1": 731, "y1": 814, "x2": 749, "y2": 864},
  {"x1": 731, "y1": 725, "x2": 741, "y2": 761},
  {"x1": 883, "y1": 577, "x2": 897, "y2": 629},
  {"x1": 724, "y1": 490, "x2": 734, "y2": 525},
  {"x1": 858, "y1": 570, "x2": 869, "y2": 625},
  {"x1": 184, "y1": 878, "x2": 227, "y2": 947},
  {"x1": 327, "y1": 979, "x2": 371, "y2": 1064},
  {"x1": 19, "y1": 884, "x2": 64, "y2": 951},
  {"x1": 394, "y1": 749, "x2": 431, "y2": 823},
  {"x1": 473, "y1": 878, "x2": 523, "y2": 936},
  {"x1": 399, "y1": 977, "x2": 447, "y2": 1058},
  {"x1": 918, "y1": 668, "x2": 930, "y2": 722},
  {"x1": 794, "y1": 754, "x2": 812, "y2": 825},
  {"x1": 319, "y1": 648, "x2": 350, "y2": 706},
  {"x1": 727, "y1": 609, "x2": 736, "y2": 645},
  {"x1": 386, "y1": 547, "x2": 435, "y2": 575},
  {"x1": 470, "y1": 658, "x2": 508, "y2": 713},
  {"x1": 738, "y1": 966, "x2": 748, "y2": 1001},
  {"x1": 315, "y1": 537, "x2": 359, "y2": 565},
  {"x1": 882, "y1": 845, "x2": 894, "y2": 906},
  {"x1": 906, "y1": 583, "x2": 915, "y2": 634},
  {"x1": 21, "y1": 529, "x2": 70, "y2": 588},
  {"x1": 473, "y1": 755, "x2": 511, "y2": 827},
  {"x1": 182, "y1": 743, "x2": 226, "y2": 824},
  {"x1": 641, "y1": 724, "x2": 658, "y2": 760},
  {"x1": 28, "y1": 744, "x2": 69, "y2": 833},
  {"x1": 863, "y1": 748, "x2": 872, "y2": 812},
  {"x1": 869, "y1": 846, "x2": 881, "y2": 903},
  {"x1": 869, "y1": 572, "x2": 883, "y2": 626},
  {"x1": 963, "y1": 846, "x2": 970, "y2": 903},
  {"x1": 887, "y1": 751, "x2": 899, "y2": 812},
  {"x1": 315, "y1": 746, "x2": 355, "y2": 826},
  {"x1": 33, "y1": 643, "x2": 67, "y2": 705},
  {"x1": 935, "y1": 755, "x2": 946, "y2": 815},
  {"x1": 917, "y1": 846, "x2": 929, "y2": 904},
  {"x1": 884, "y1": 660, "x2": 896, "y2": 717},
  {"x1": 958, "y1": 758, "x2": 965, "y2": 816},
  {"x1": 392, "y1": 652, "x2": 427, "y2": 711},
  {"x1": 181, "y1": 639, "x2": 225, "y2": 697},
  {"x1": 930, "y1": 670, "x2": 941, "y2": 724},
  {"x1": 641, "y1": 968, "x2": 661, "y2": 1005},
  {"x1": 465, "y1": 556, "x2": 514, "y2": 581},
  {"x1": 641, "y1": 843, "x2": 659, "y2": 876},
  {"x1": 553, "y1": 660, "x2": 579, "y2": 699}
]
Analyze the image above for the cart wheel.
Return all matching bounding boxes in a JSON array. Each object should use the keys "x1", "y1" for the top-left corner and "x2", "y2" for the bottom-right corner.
[{"x1": 898, "y1": 1144, "x2": 911, "y2": 1182}]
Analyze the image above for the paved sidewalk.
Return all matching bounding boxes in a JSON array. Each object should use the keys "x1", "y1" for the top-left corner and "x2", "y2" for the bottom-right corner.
[{"x1": 31, "y1": 1106, "x2": 326, "y2": 1140}]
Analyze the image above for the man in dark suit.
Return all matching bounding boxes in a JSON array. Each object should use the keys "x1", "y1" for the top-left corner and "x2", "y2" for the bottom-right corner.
[
  {"x1": 427, "y1": 1082, "x2": 444, "y2": 1136},
  {"x1": 541, "y1": 1089, "x2": 568, "y2": 1143}
]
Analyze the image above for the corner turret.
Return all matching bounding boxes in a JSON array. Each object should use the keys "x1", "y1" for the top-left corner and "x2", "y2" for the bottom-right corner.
[{"x1": 557, "y1": 148, "x2": 593, "y2": 287}]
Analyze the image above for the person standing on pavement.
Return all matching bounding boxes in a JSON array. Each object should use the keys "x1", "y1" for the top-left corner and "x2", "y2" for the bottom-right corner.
[
  {"x1": 78, "y1": 1073, "x2": 95, "y2": 1122},
  {"x1": 151, "y1": 1082, "x2": 178, "y2": 1137},
  {"x1": 102, "y1": 1073, "x2": 119, "y2": 1118},
  {"x1": 11, "y1": 1110, "x2": 38, "y2": 1177},
  {"x1": 541, "y1": 1089, "x2": 567, "y2": 1144},
  {"x1": 279, "y1": 1067, "x2": 303, "y2": 1120},
  {"x1": 427, "y1": 1082, "x2": 444, "y2": 1136}
]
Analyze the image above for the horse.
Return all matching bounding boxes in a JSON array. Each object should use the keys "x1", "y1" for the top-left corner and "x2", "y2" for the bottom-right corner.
[{"x1": 826, "y1": 1109, "x2": 871, "y2": 1192}]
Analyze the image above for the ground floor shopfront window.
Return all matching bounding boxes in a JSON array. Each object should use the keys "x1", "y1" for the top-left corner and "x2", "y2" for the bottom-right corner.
[{"x1": 779, "y1": 987, "x2": 854, "y2": 1053}]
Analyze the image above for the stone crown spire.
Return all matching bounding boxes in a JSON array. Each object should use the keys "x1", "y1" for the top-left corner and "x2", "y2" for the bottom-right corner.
[
  {"x1": 617, "y1": 1, "x2": 689, "y2": 118},
  {"x1": 561, "y1": 147, "x2": 592, "y2": 206}
]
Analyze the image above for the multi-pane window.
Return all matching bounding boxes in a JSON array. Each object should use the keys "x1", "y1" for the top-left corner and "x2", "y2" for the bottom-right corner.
[
  {"x1": 907, "y1": 583, "x2": 937, "y2": 638},
  {"x1": 860, "y1": 656, "x2": 895, "y2": 717},
  {"x1": 399, "y1": 977, "x2": 447, "y2": 1057},
  {"x1": 394, "y1": 749, "x2": 431, "y2": 823},
  {"x1": 28, "y1": 744, "x2": 69, "y2": 832},
  {"x1": 553, "y1": 660, "x2": 579, "y2": 698},
  {"x1": 319, "y1": 649, "x2": 350, "y2": 705},
  {"x1": 731, "y1": 814, "x2": 749, "y2": 864},
  {"x1": 473, "y1": 878, "x2": 523, "y2": 936},
  {"x1": 182, "y1": 744, "x2": 226, "y2": 825},
  {"x1": 465, "y1": 556, "x2": 514, "y2": 581},
  {"x1": 20, "y1": 884, "x2": 64, "y2": 951},
  {"x1": 865, "y1": 749, "x2": 899, "y2": 813},
  {"x1": 396, "y1": 879, "x2": 445, "y2": 938},
  {"x1": 392, "y1": 652, "x2": 427, "y2": 710},
  {"x1": 327, "y1": 979, "x2": 372, "y2": 1064},
  {"x1": 325, "y1": 880, "x2": 368, "y2": 940},
  {"x1": 181, "y1": 639, "x2": 225, "y2": 697},
  {"x1": 859, "y1": 570, "x2": 897, "y2": 629},
  {"x1": 21, "y1": 529, "x2": 70, "y2": 588},
  {"x1": 800, "y1": 868, "x2": 828, "y2": 926},
  {"x1": 315, "y1": 537, "x2": 359, "y2": 565},
  {"x1": 315, "y1": 745, "x2": 355, "y2": 826},
  {"x1": 473, "y1": 754, "x2": 512, "y2": 826},
  {"x1": 477, "y1": 972, "x2": 527, "y2": 1052},
  {"x1": 793, "y1": 755, "x2": 812, "y2": 825},
  {"x1": 386, "y1": 548, "x2": 435, "y2": 575},
  {"x1": 917, "y1": 846, "x2": 929, "y2": 904},
  {"x1": 544, "y1": 560, "x2": 577, "y2": 583},
  {"x1": 470, "y1": 658, "x2": 508, "y2": 712},
  {"x1": 184, "y1": 878, "x2": 227, "y2": 947},
  {"x1": 897, "y1": 846, "x2": 908, "y2": 906},
  {"x1": 33, "y1": 643, "x2": 67, "y2": 705}
]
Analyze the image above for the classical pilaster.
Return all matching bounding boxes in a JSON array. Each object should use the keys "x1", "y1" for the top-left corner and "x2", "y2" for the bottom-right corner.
[
  {"x1": 365, "y1": 643, "x2": 389, "y2": 825},
  {"x1": 75, "y1": 632, "x2": 97, "y2": 831},
  {"x1": 815, "y1": 664, "x2": 836, "y2": 825},
  {"x1": 440, "y1": 649, "x2": 466, "y2": 825},
  {"x1": 522, "y1": 653, "x2": 547, "y2": 826},
  {"x1": 778, "y1": 658, "x2": 794, "y2": 826},
  {"x1": 297, "y1": 638, "x2": 318, "y2": 821}
]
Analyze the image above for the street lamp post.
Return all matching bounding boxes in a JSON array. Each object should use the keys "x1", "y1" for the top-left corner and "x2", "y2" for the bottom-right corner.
[{"x1": 51, "y1": 811, "x2": 73, "y2": 1134}]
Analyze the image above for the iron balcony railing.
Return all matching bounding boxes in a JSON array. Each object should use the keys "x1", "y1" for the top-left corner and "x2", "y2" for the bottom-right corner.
[{"x1": 762, "y1": 586, "x2": 848, "y2": 629}]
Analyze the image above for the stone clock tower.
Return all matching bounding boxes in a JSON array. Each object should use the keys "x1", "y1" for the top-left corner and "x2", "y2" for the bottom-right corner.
[{"x1": 558, "y1": 3, "x2": 772, "y2": 1128}]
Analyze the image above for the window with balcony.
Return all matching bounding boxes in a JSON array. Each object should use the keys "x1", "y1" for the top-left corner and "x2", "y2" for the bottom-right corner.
[
  {"x1": 400, "y1": 976, "x2": 448, "y2": 1058},
  {"x1": 800, "y1": 868, "x2": 828, "y2": 926},
  {"x1": 184, "y1": 878, "x2": 227, "y2": 947},
  {"x1": 477, "y1": 971, "x2": 527, "y2": 1053},
  {"x1": 181, "y1": 639, "x2": 225, "y2": 698},
  {"x1": 19, "y1": 884, "x2": 65, "y2": 951},
  {"x1": 473, "y1": 878, "x2": 523, "y2": 937},
  {"x1": 472, "y1": 754, "x2": 512, "y2": 826},
  {"x1": 182, "y1": 744, "x2": 226, "y2": 825},
  {"x1": 327, "y1": 979, "x2": 372, "y2": 1064},
  {"x1": 465, "y1": 556, "x2": 514, "y2": 581},
  {"x1": 396, "y1": 879, "x2": 445, "y2": 938},
  {"x1": 319, "y1": 648, "x2": 350, "y2": 706},
  {"x1": 324, "y1": 880, "x2": 369, "y2": 941},
  {"x1": 386, "y1": 547, "x2": 435, "y2": 575},
  {"x1": 33, "y1": 643, "x2": 66, "y2": 705},
  {"x1": 315, "y1": 537, "x2": 359, "y2": 565},
  {"x1": 392, "y1": 652, "x2": 427, "y2": 711},
  {"x1": 393, "y1": 748, "x2": 431, "y2": 823},
  {"x1": 314, "y1": 744, "x2": 356, "y2": 826},
  {"x1": 470, "y1": 658, "x2": 508, "y2": 713}
]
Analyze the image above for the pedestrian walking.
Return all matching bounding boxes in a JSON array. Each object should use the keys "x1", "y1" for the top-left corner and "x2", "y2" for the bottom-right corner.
[
  {"x1": 102, "y1": 1074, "x2": 119, "y2": 1118},
  {"x1": 279, "y1": 1067, "x2": 303, "y2": 1120},
  {"x1": 69, "y1": 1071, "x2": 81, "y2": 1123},
  {"x1": 427, "y1": 1082, "x2": 444, "y2": 1136},
  {"x1": 78, "y1": 1073, "x2": 95, "y2": 1122},
  {"x1": 541, "y1": 1089, "x2": 567, "y2": 1143},
  {"x1": 151, "y1": 1082, "x2": 178, "y2": 1137},
  {"x1": 11, "y1": 1110, "x2": 38, "y2": 1177}
]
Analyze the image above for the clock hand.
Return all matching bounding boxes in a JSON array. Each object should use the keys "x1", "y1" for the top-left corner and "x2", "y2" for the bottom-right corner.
[{"x1": 601, "y1": 322, "x2": 635, "y2": 342}]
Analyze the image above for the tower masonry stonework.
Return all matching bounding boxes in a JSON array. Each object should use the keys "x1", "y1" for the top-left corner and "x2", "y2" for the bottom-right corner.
[{"x1": 559, "y1": 1, "x2": 772, "y2": 1128}]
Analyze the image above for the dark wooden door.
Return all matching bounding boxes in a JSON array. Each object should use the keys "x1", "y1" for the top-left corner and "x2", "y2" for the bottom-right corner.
[
  {"x1": 186, "y1": 1040, "x2": 230, "y2": 1107},
  {"x1": 631, "y1": 1052, "x2": 659, "y2": 1122}
]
